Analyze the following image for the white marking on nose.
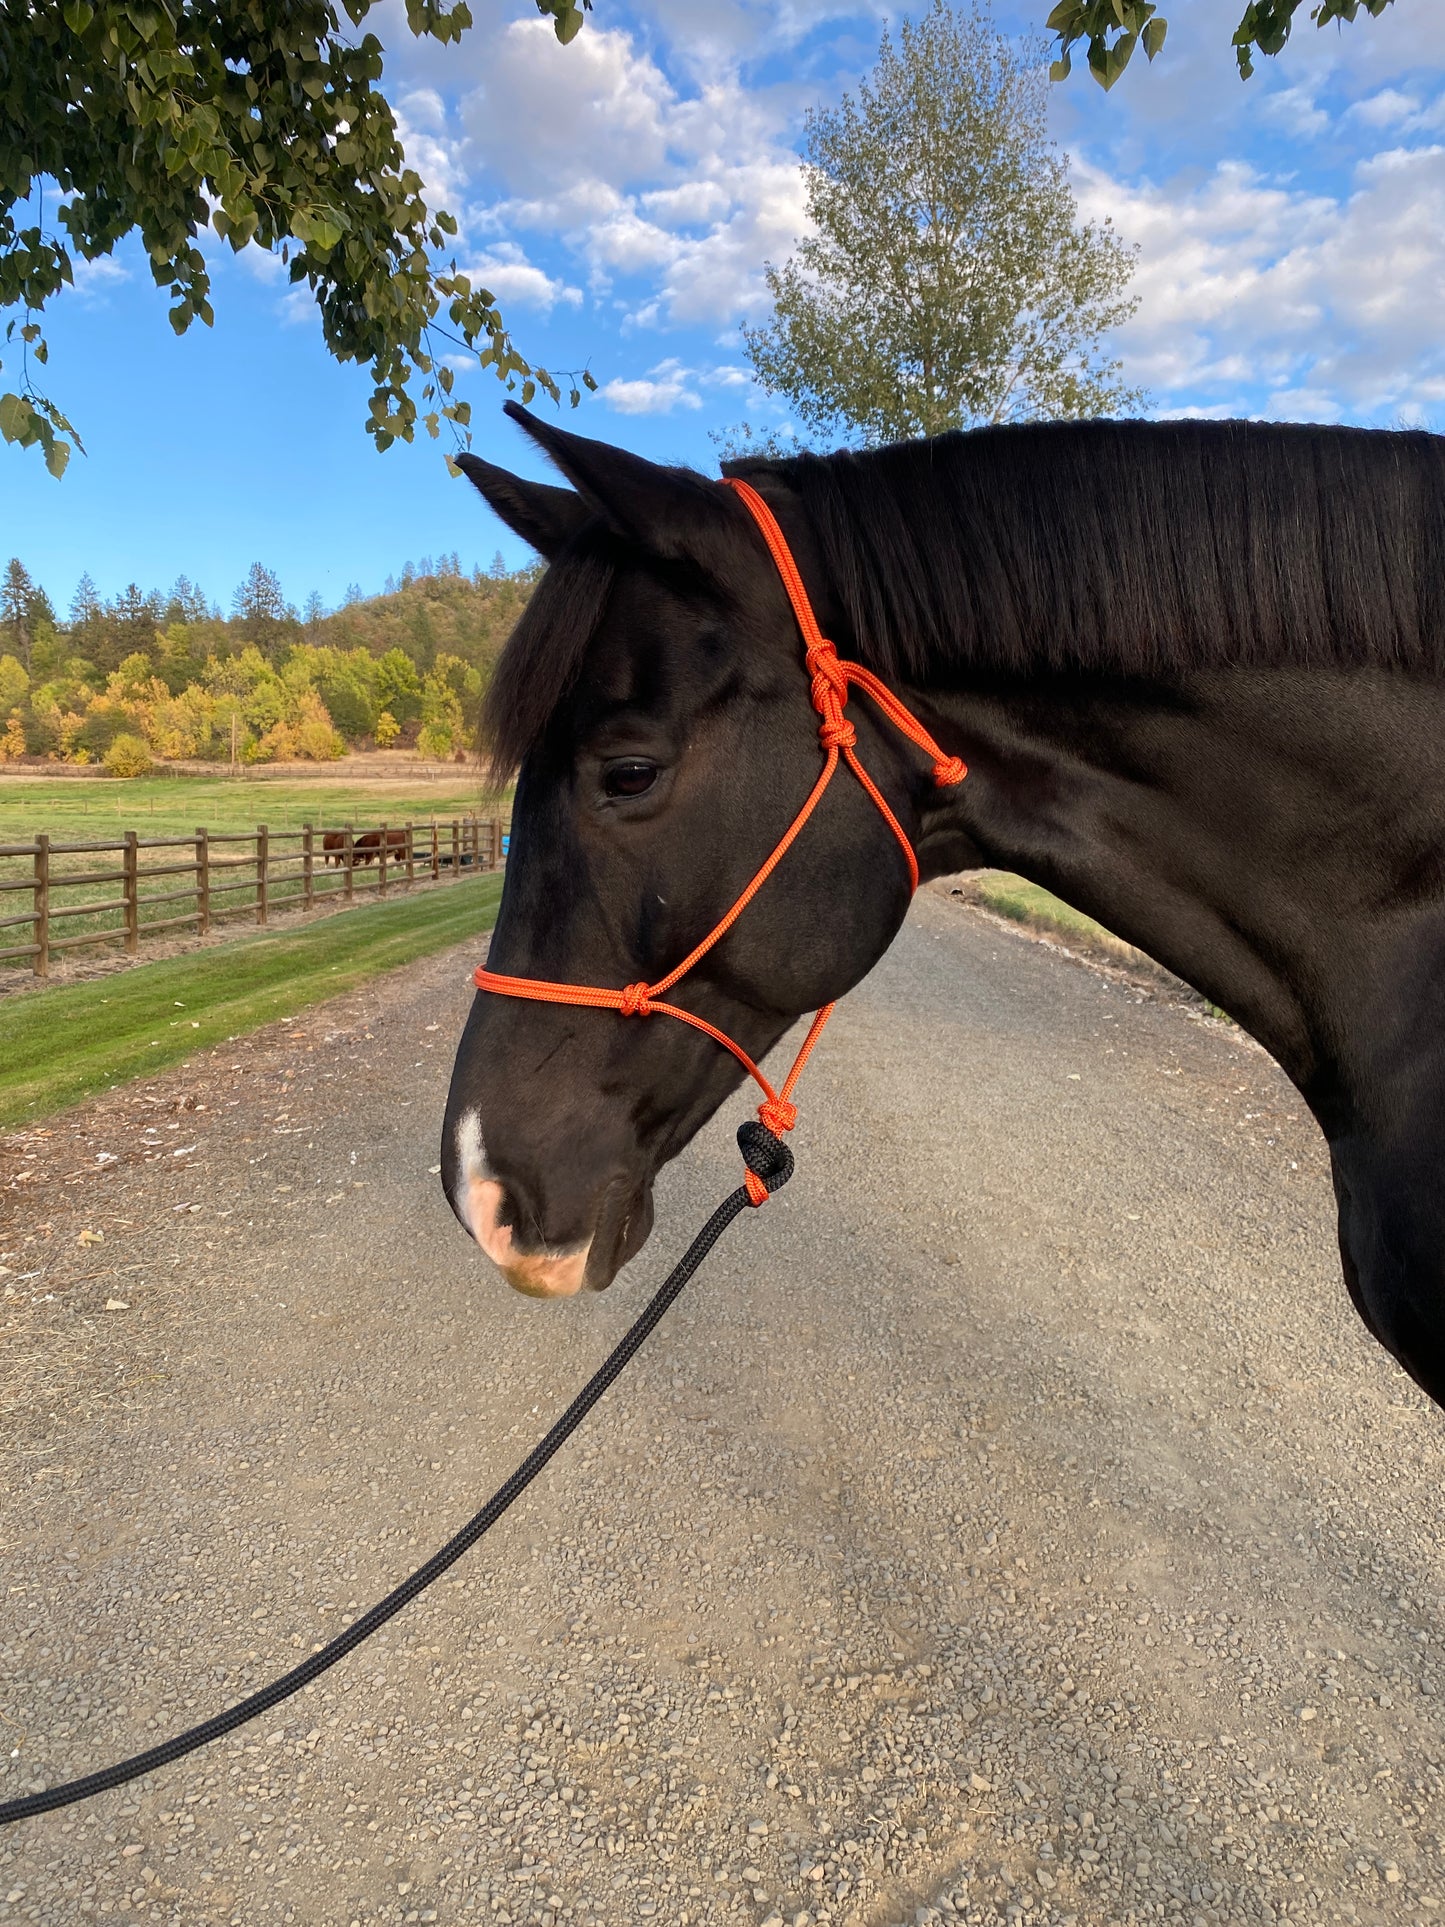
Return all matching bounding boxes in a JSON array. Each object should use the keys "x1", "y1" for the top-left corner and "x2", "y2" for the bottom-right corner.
[{"x1": 451, "y1": 1109, "x2": 591, "y2": 1298}]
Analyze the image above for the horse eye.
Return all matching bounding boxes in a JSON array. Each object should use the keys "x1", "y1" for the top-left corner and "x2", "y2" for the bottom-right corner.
[{"x1": 603, "y1": 760, "x2": 659, "y2": 799}]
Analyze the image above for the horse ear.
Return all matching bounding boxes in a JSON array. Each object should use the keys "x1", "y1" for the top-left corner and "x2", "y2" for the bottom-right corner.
[
  {"x1": 503, "y1": 401, "x2": 718, "y2": 555},
  {"x1": 453, "y1": 452, "x2": 591, "y2": 561}
]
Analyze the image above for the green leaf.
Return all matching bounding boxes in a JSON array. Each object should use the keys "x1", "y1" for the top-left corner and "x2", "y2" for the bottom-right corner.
[
  {"x1": 62, "y1": 0, "x2": 94, "y2": 30},
  {"x1": 0, "y1": 393, "x2": 36, "y2": 445},
  {"x1": 554, "y1": 5, "x2": 585, "y2": 44},
  {"x1": 45, "y1": 437, "x2": 71, "y2": 480},
  {"x1": 1050, "y1": 51, "x2": 1073, "y2": 80},
  {"x1": 1142, "y1": 15, "x2": 1167, "y2": 57}
]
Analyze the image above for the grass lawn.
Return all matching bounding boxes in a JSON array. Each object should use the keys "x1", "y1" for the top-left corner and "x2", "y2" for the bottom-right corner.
[
  {"x1": 0, "y1": 771, "x2": 502, "y2": 844},
  {"x1": 0, "y1": 871, "x2": 502, "y2": 1130}
]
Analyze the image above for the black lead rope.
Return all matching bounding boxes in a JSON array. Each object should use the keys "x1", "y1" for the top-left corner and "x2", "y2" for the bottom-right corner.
[{"x1": 0, "y1": 1122, "x2": 793, "y2": 1829}]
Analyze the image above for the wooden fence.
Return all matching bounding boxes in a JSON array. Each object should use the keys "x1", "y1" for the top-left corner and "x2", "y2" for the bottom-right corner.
[{"x1": 0, "y1": 815, "x2": 506, "y2": 978}]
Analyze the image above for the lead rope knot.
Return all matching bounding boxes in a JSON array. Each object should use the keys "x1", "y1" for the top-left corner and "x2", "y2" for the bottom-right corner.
[
  {"x1": 619, "y1": 982, "x2": 652, "y2": 1017},
  {"x1": 933, "y1": 754, "x2": 967, "y2": 787}
]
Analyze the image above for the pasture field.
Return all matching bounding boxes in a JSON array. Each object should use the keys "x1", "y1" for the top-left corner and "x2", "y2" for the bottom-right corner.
[
  {"x1": 0, "y1": 770, "x2": 500, "y2": 843},
  {"x1": 0, "y1": 870, "x2": 501, "y2": 1128}
]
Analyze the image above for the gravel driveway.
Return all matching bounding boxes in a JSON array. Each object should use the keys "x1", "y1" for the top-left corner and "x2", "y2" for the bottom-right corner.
[{"x1": 3, "y1": 884, "x2": 1443, "y2": 1927}]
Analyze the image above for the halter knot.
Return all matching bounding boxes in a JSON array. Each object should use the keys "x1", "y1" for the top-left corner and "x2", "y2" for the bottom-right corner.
[
  {"x1": 933, "y1": 754, "x2": 968, "y2": 787},
  {"x1": 619, "y1": 982, "x2": 653, "y2": 1017},
  {"x1": 805, "y1": 638, "x2": 848, "y2": 710},
  {"x1": 758, "y1": 1096, "x2": 798, "y2": 1136},
  {"x1": 819, "y1": 717, "x2": 857, "y2": 749}
]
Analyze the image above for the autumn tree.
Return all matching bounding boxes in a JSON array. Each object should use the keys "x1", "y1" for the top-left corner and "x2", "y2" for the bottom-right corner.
[{"x1": 743, "y1": 1, "x2": 1141, "y2": 447}]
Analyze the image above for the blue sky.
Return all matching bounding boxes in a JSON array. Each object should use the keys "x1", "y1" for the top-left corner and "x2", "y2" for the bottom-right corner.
[{"x1": 3, "y1": 0, "x2": 1441, "y2": 618}]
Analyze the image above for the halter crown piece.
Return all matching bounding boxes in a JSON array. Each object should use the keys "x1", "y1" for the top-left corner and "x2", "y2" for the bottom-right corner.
[{"x1": 474, "y1": 475, "x2": 967, "y2": 1205}]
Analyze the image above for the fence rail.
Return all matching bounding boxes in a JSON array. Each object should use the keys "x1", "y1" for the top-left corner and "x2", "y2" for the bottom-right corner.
[{"x1": 0, "y1": 815, "x2": 505, "y2": 976}]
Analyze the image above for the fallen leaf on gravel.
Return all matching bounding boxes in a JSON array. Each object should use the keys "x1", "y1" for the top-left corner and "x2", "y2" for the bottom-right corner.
[
  {"x1": 96, "y1": 1152, "x2": 118, "y2": 1167},
  {"x1": 77, "y1": 1228, "x2": 104, "y2": 1246},
  {"x1": 172, "y1": 1144, "x2": 198, "y2": 1157},
  {"x1": 104, "y1": 1298, "x2": 129, "y2": 1312},
  {"x1": 428, "y1": 1164, "x2": 441, "y2": 1175},
  {"x1": 173, "y1": 1203, "x2": 201, "y2": 1214}
]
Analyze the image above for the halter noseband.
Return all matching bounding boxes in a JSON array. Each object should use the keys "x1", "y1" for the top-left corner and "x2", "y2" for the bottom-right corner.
[{"x1": 474, "y1": 475, "x2": 967, "y2": 1205}]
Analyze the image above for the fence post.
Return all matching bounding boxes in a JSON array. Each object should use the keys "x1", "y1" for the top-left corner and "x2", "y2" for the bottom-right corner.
[
  {"x1": 378, "y1": 821, "x2": 389, "y2": 896},
  {"x1": 122, "y1": 829, "x2": 139, "y2": 955},
  {"x1": 431, "y1": 819, "x2": 439, "y2": 882},
  {"x1": 196, "y1": 827, "x2": 210, "y2": 934},
  {"x1": 404, "y1": 821, "x2": 415, "y2": 887},
  {"x1": 302, "y1": 823, "x2": 314, "y2": 910},
  {"x1": 256, "y1": 823, "x2": 269, "y2": 925},
  {"x1": 343, "y1": 824, "x2": 354, "y2": 902},
  {"x1": 33, "y1": 833, "x2": 49, "y2": 978},
  {"x1": 450, "y1": 817, "x2": 459, "y2": 875},
  {"x1": 492, "y1": 816, "x2": 503, "y2": 869}
]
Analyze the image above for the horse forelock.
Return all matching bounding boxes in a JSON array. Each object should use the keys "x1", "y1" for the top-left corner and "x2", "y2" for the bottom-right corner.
[{"x1": 482, "y1": 524, "x2": 616, "y2": 787}]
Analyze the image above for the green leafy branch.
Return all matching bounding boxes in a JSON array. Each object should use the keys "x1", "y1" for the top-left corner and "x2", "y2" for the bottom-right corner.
[
  {"x1": 1, "y1": 0, "x2": 600, "y2": 478},
  {"x1": 1046, "y1": 0, "x2": 1395, "y2": 89}
]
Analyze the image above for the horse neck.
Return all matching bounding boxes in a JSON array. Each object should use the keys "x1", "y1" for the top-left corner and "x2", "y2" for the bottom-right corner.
[{"x1": 915, "y1": 663, "x2": 1445, "y2": 1132}]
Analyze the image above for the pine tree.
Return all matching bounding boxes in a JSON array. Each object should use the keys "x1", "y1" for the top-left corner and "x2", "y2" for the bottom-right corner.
[
  {"x1": 69, "y1": 571, "x2": 102, "y2": 627},
  {"x1": 2, "y1": 558, "x2": 37, "y2": 668}
]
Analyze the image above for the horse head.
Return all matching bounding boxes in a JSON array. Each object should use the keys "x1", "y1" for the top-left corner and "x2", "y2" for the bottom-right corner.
[{"x1": 441, "y1": 407, "x2": 943, "y2": 1296}]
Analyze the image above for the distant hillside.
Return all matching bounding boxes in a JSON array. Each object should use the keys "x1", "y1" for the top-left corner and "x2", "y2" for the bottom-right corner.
[{"x1": 0, "y1": 556, "x2": 537, "y2": 770}]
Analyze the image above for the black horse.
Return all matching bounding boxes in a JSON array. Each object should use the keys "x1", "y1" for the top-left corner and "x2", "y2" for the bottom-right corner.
[{"x1": 442, "y1": 403, "x2": 1445, "y2": 1408}]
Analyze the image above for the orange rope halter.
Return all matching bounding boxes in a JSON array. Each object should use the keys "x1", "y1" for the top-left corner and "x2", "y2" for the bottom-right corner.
[{"x1": 474, "y1": 475, "x2": 967, "y2": 1205}]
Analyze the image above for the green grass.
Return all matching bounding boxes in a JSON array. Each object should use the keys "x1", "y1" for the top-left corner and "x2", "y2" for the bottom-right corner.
[
  {"x1": 0, "y1": 770, "x2": 500, "y2": 843},
  {"x1": 972, "y1": 873, "x2": 1126, "y2": 949},
  {"x1": 0, "y1": 871, "x2": 502, "y2": 1129}
]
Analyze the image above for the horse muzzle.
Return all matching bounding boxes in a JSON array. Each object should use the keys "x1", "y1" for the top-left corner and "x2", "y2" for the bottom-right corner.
[
  {"x1": 442, "y1": 1109, "x2": 654, "y2": 1297},
  {"x1": 458, "y1": 1174, "x2": 592, "y2": 1298}
]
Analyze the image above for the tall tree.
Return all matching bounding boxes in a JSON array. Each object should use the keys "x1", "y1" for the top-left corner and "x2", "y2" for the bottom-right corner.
[
  {"x1": 68, "y1": 571, "x2": 101, "y2": 627},
  {"x1": 743, "y1": 1, "x2": 1141, "y2": 448},
  {"x1": 232, "y1": 563, "x2": 290, "y2": 657},
  {"x1": 0, "y1": 1, "x2": 597, "y2": 479},
  {"x1": 1, "y1": 557, "x2": 36, "y2": 669}
]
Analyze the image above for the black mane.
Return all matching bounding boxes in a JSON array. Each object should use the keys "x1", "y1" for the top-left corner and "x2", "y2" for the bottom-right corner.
[
  {"x1": 739, "y1": 418, "x2": 1445, "y2": 685},
  {"x1": 484, "y1": 419, "x2": 1445, "y2": 773}
]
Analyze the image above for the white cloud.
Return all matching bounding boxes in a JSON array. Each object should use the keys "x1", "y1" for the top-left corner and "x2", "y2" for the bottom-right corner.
[
  {"x1": 70, "y1": 256, "x2": 130, "y2": 300},
  {"x1": 468, "y1": 242, "x2": 582, "y2": 312},
  {"x1": 1346, "y1": 86, "x2": 1445, "y2": 134},
  {"x1": 1080, "y1": 143, "x2": 1445, "y2": 419},
  {"x1": 456, "y1": 19, "x2": 810, "y2": 330},
  {"x1": 598, "y1": 355, "x2": 760, "y2": 413},
  {"x1": 600, "y1": 358, "x2": 703, "y2": 414}
]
